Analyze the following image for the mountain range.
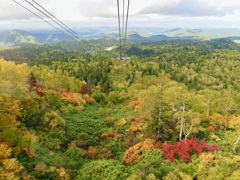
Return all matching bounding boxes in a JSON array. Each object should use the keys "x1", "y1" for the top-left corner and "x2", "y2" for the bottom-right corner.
[{"x1": 1, "y1": 28, "x2": 240, "y2": 47}]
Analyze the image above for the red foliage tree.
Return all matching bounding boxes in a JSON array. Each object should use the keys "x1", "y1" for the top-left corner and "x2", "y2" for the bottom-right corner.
[
  {"x1": 79, "y1": 83, "x2": 92, "y2": 95},
  {"x1": 29, "y1": 80, "x2": 45, "y2": 97},
  {"x1": 156, "y1": 138, "x2": 222, "y2": 162}
]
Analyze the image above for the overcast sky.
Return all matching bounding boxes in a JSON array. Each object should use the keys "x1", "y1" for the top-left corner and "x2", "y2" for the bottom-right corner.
[{"x1": 1, "y1": 0, "x2": 240, "y2": 30}]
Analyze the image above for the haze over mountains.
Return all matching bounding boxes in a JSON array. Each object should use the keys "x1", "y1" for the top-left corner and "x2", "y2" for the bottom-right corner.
[{"x1": 1, "y1": 28, "x2": 240, "y2": 47}]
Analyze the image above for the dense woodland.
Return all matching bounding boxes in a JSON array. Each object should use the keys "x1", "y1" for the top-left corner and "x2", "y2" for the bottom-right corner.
[{"x1": 1, "y1": 38, "x2": 240, "y2": 179}]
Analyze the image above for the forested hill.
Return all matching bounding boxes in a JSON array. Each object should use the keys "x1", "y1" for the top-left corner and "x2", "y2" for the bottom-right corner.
[
  {"x1": 126, "y1": 38, "x2": 240, "y2": 56},
  {"x1": 1, "y1": 38, "x2": 239, "y2": 64},
  {"x1": 1, "y1": 37, "x2": 240, "y2": 179}
]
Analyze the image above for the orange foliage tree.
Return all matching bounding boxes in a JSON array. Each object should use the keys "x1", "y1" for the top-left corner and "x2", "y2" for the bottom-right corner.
[
  {"x1": 60, "y1": 91, "x2": 81, "y2": 105},
  {"x1": 101, "y1": 128, "x2": 123, "y2": 140},
  {"x1": 82, "y1": 94, "x2": 96, "y2": 105},
  {"x1": 123, "y1": 140, "x2": 155, "y2": 165},
  {"x1": 129, "y1": 99, "x2": 141, "y2": 110},
  {"x1": 208, "y1": 114, "x2": 236, "y2": 131},
  {"x1": 68, "y1": 140, "x2": 87, "y2": 149},
  {"x1": 126, "y1": 116, "x2": 149, "y2": 133},
  {"x1": 82, "y1": 146, "x2": 116, "y2": 160}
]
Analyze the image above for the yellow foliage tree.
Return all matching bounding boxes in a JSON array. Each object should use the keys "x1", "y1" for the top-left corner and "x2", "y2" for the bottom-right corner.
[
  {"x1": 0, "y1": 59, "x2": 30, "y2": 99},
  {"x1": 0, "y1": 143, "x2": 31, "y2": 180}
]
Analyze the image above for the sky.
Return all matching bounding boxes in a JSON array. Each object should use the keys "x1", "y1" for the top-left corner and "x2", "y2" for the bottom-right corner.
[{"x1": 1, "y1": 0, "x2": 240, "y2": 31}]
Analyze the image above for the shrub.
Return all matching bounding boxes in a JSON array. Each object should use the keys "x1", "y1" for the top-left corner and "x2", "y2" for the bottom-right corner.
[
  {"x1": 68, "y1": 140, "x2": 86, "y2": 149},
  {"x1": 101, "y1": 128, "x2": 123, "y2": 140},
  {"x1": 82, "y1": 94, "x2": 96, "y2": 105},
  {"x1": 93, "y1": 92, "x2": 107, "y2": 104},
  {"x1": 76, "y1": 160, "x2": 131, "y2": 180},
  {"x1": 123, "y1": 133, "x2": 141, "y2": 149},
  {"x1": 60, "y1": 91, "x2": 79, "y2": 105},
  {"x1": 107, "y1": 92, "x2": 123, "y2": 104},
  {"x1": 79, "y1": 83, "x2": 92, "y2": 95},
  {"x1": 123, "y1": 140, "x2": 155, "y2": 165},
  {"x1": 82, "y1": 146, "x2": 116, "y2": 160},
  {"x1": 156, "y1": 138, "x2": 222, "y2": 162}
]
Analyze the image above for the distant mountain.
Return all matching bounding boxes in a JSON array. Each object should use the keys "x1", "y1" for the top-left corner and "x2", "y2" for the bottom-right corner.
[
  {"x1": 0, "y1": 30, "x2": 73, "y2": 47},
  {"x1": 161, "y1": 28, "x2": 240, "y2": 40},
  {"x1": 2, "y1": 28, "x2": 240, "y2": 47},
  {"x1": 0, "y1": 30, "x2": 190, "y2": 47},
  {"x1": 163, "y1": 28, "x2": 182, "y2": 33},
  {"x1": 127, "y1": 34, "x2": 169, "y2": 43},
  {"x1": 129, "y1": 34, "x2": 142, "y2": 38},
  {"x1": 127, "y1": 33, "x2": 194, "y2": 43}
]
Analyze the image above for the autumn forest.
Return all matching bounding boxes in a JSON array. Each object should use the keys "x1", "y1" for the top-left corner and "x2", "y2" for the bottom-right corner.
[{"x1": 1, "y1": 38, "x2": 240, "y2": 179}]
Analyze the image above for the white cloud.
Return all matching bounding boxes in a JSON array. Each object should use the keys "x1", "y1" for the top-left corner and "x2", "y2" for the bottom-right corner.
[
  {"x1": 0, "y1": 0, "x2": 35, "y2": 21},
  {"x1": 139, "y1": 0, "x2": 228, "y2": 17},
  {"x1": 77, "y1": 0, "x2": 116, "y2": 19},
  {"x1": 1, "y1": 0, "x2": 240, "y2": 29}
]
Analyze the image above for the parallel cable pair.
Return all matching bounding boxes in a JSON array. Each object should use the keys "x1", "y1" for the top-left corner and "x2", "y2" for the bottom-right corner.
[
  {"x1": 13, "y1": 0, "x2": 95, "y2": 50},
  {"x1": 117, "y1": 0, "x2": 130, "y2": 58}
]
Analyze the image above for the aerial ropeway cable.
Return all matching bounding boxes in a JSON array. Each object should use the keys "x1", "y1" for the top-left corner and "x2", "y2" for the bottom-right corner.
[
  {"x1": 31, "y1": 0, "x2": 95, "y2": 50},
  {"x1": 13, "y1": 0, "x2": 94, "y2": 50},
  {"x1": 12, "y1": 0, "x2": 75, "y2": 41},
  {"x1": 24, "y1": 0, "x2": 93, "y2": 49},
  {"x1": 117, "y1": 0, "x2": 122, "y2": 56},
  {"x1": 123, "y1": 0, "x2": 130, "y2": 51},
  {"x1": 13, "y1": 0, "x2": 130, "y2": 55},
  {"x1": 117, "y1": 0, "x2": 130, "y2": 60}
]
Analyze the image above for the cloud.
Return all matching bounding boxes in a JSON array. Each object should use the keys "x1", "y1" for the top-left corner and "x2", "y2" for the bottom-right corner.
[
  {"x1": 77, "y1": 0, "x2": 117, "y2": 19},
  {"x1": 1, "y1": 0, "x2": 240, "y2": 30},
  {"x1": 139, "y1": 0, "x2": 228, "y2": 17},
  {"x1": 0, "y1": 0, "x2": 52, "y2": 21}
]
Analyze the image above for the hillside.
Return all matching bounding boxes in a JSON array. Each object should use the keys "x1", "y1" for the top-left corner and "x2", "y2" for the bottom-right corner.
[
  {"x1": 1, "y1": 38, "x2": 240, "y2": 179},
  {"x1": 2, "y1": 38, "x2": 239, "y2": 64},
  {"x1": 0, "y1": 30, "x2": 73, "y2": 46}
]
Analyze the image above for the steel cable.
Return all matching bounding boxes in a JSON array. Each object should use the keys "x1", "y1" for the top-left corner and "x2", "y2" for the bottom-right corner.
[{"x1": 13, "y1": 0, "x2": 75, "y2": 41}]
